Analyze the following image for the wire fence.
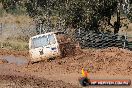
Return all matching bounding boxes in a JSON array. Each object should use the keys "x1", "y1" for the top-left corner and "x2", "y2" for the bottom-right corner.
[
  {"x1": 0, "y1": 23, "x2": 37, "y2": 40},
  {"x1": 0, "y1": 23, "x2": 36, "y2": 50},
  {"x1": 0, "y1": 22, "x2": 68, "y2": 50},
  {"x1": 0, "y1": 22, "x2": 66, "y2": 39},
  {"x1": 0, "y1": 22, "x2": 132, "y2": 50}
]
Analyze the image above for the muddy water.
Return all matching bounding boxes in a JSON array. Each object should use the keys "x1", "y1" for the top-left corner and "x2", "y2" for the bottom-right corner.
[{"x1": 0, "y1": 55, "x2": 28, "y2": 65}]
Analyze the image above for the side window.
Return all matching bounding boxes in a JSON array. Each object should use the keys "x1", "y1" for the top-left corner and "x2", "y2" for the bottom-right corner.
[
  {"x1": 31, "y1": 38, "x2": 38, "y2": 48},
  {"x1": 48, "y1": 34, "x2": 56, "y2": 44},
  {"x1": 41, "y1": 36, "x2": 48, "y2": 46}
]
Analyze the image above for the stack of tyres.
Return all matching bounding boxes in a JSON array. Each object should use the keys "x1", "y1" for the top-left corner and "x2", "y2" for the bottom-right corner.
[{"x1": 77, "y1": 32, "x2": 125, "y2": 49}]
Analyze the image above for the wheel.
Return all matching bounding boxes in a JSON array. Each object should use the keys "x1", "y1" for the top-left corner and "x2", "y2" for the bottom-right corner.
[
  {"x1": 60, "y1": 48, "x2": 66, "y2": 57},
  {"x1": 79, "y1": 77, "x2": 90, "y2": 87},
  {"x1": 28, "y1": 60, "x2": 35, "y2": 65}
]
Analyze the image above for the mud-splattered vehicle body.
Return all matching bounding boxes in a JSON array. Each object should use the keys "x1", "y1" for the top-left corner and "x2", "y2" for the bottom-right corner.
[{"x1": 29, "y1": 31, "x2": 76, "y2": 62}]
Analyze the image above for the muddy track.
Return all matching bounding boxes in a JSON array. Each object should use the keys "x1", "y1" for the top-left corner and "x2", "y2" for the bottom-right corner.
[
  {"x1": 0, "y1": 48, "x2": 132, "y2": 88},
  {"x1": 0, "y1": 75, "x2": 78, "y2": 88},
  {"x1": 22, "y1": 47, "x2": 132, "y2": 75},
  {"x1": 0, "y1": 49, "x2": 29, "y2": 57}
]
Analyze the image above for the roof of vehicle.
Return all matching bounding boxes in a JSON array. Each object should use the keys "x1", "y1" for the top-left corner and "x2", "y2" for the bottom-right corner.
[{"x1": 30, "y1": 31, "x2": 64, "y2": 39}]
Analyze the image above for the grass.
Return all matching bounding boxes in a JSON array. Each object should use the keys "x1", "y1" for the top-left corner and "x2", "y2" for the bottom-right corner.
[
  {"x1": 0, "y1": 40, "x2": 28, "y2": 51},
  {"x1": 0, "y1": 14, "x2": 33, "y2": 24},
  {"x1": 127, "y1": 34, "x2": 132, "y2": 37}
]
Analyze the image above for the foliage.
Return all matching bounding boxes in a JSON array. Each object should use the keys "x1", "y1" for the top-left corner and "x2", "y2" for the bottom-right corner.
[
  {"x1": 0, "y1": 0, "x2": 132, "y2": 32},
  {"x1": 0, "y1": 0, "x2": 26, "y2": 15}
]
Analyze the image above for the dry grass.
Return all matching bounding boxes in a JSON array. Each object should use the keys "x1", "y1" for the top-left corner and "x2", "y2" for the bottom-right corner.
[
  {"x1": 0, "y1": 14, "x2": 34, "y2": 51},
  {"x1": 0, "y1": 40, "x2": 28, "y2": 51},
  {"x1": 0, "y1": 14, "x2": 33, "y2": 25},
  {"x1": 128, "y1": 23, "x2": 132, "y2": 32}
]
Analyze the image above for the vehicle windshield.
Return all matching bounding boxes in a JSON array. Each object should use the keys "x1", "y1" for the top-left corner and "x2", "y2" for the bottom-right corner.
[{"x1": 31, "y1": 34, "x2": 56, "y2": 49}]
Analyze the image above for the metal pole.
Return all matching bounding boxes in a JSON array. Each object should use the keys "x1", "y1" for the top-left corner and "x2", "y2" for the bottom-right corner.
[
  {"x1": 0, "y1": 23, "x2": 3, "y2": 48},
  {"x1": 40, "y1": 23, "x2": 42, "y2": 34},
  {"x1": 124, "y1": 28, "x2": 127, "y2": 48},
  {"x1": 0, "y1": 23, "x2": 1, "y2": 48},
  {"x1": 121, "y1": 0, "x2": 130, "y2": 48},
  {"x1": 0, "y1": 23, "x2": 2, "y2": 35},
  {"x1": 47, "y1": 0, "x2": 50, "y2": 32}
]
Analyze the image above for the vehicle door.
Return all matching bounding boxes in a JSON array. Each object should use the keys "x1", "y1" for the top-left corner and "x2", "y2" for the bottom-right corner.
[{"x1": 41, "y1": 34, "x2": 58, "y2": 58}]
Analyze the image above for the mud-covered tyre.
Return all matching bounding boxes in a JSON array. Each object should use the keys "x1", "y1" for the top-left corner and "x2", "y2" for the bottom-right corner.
[
  {"x1": 28, "y1": 60, "x2": 35, "y2": 65},
  {"x1": 79, "y1": 77, "x2": 90, "y2": 87},
  {"x1": 60, "y1": 48, "x2": 66, "y2": 57}
]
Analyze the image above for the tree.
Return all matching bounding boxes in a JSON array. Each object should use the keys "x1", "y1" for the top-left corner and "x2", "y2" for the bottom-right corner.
[{"x1": 0, "y1": 0, "x2": 131, "y2": 33}]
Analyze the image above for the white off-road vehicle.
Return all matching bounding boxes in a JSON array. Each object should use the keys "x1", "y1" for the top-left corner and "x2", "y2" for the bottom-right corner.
[{"x1": 29, "y1": 31, "x2": 75, "y2": 63}]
